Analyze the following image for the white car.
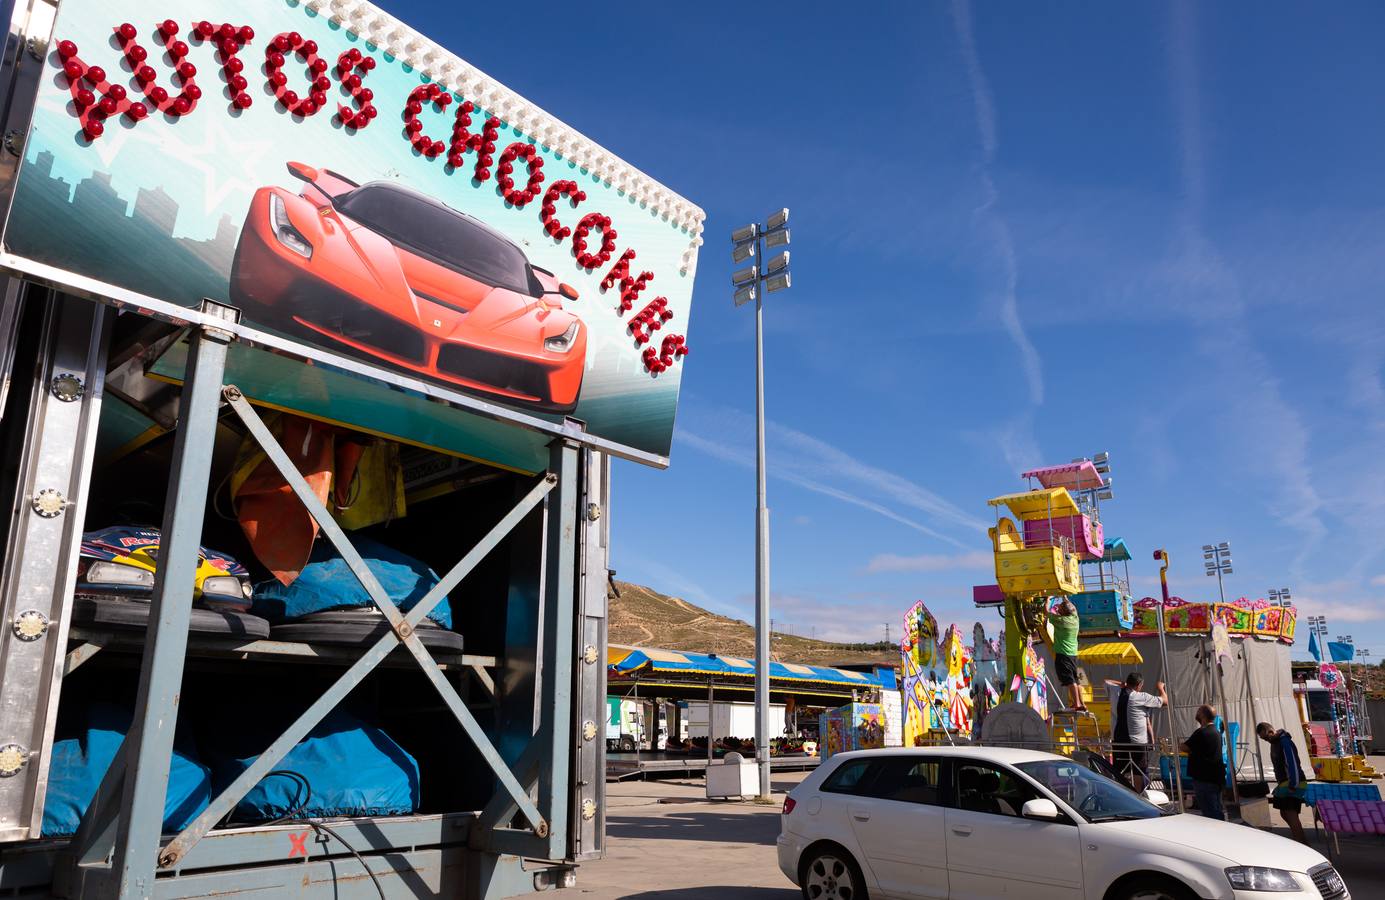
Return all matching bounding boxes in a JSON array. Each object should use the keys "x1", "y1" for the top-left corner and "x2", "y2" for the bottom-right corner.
[{"x1": 777, "y1": 746, "x2": 1348, "y2": 900}]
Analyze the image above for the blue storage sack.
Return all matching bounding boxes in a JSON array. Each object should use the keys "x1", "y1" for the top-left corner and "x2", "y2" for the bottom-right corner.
[
  {"x1": 207, "y1": 710, "x2": 419, "y2": 821},
  {"x1": 251, "y1": 536, "x2": 452, "y2": 628},
  {"x1": 43, "y1": 702, "x2": 210, "y2": 836}
]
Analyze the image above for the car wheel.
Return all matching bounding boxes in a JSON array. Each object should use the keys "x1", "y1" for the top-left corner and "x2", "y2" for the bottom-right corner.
[
  {"x1": 1115, "y1": 874, "x2": 1197, "y2": 900},
  {"x1": 800, "y1": 846, "x2": 868, "y2": 900},
  {"x1": 618, "y1": 736, "x2": 636, "y2": 752}
]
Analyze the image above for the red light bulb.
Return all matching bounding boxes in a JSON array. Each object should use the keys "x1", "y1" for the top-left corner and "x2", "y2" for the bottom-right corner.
[
  {"x1": 173, "y1": 96, "x2": 191, "y2": 114},
  {"x1": 363, "y1": 104, "x2": 377, "y2": 119},
  {"x1": 272, "y1": 34, "x2": 289, "y2": 52},
  {"x1": 221, "y1": 23, "x2": 237, "y2": 41},
  {"x1": 149, "y1": 85, "x2": 169, "y2": 103},
  {"x1": 128, "y1": 45, "x2": 147, "y2": 62},
  {"x1": 127, "y1": 102, "x2": 148, "y2": 119},
  {"x1": 160, "y1": 19, "x2": 179, "y2": 36},
  {"x1": 84, "y1": 120, "x2": 104, "y2": 139},
  {"x1": 233, "y1": 92, "x2": 252, "y2": 109},
  {"x1": 185, "y1": 84, "x2": 202, "y2": 100},
  {"x1": 58, "y1": 40, "x2": 79, "y2": 58},
  {"x1": 177, "y1": 62, "x2": 195, "y2": 79},
  {"x1": 287, "y1": 31, "x2": 302, "y2": 47},
  {"x1": 85, "y1": 65, "x2": 106, "y2": 84},
  {"x1": 267, "y1": 50, "x2": 285, "y2": 68},
  {"x1": 269, "y1": 71, "x2": 287, "y2": 87},
  {"x1": 360, "y1": 56, "x2": 375, "y2": 70},
  {"x1": 195, "y1": 21, "x2": 215, "y2": 38},
  {"x1": 239, "y1": 26, "x2": 254, "y2": 42},
  {"x1": 137, "y1": 64, "x2": 156, "y2": 82},
  {"x1": 75, "y1": 88, "x2": 95, "y2": 107},
  {"x1": 117, "y1": 23, "x2": 137, "y2": 41},
  {"x1": 310, "y1": 58, "x2": 328, "y2": 74},
  {"x1": 226, "y1": 56, "x2": 243, "y2": 73},
  {"x1": 310, "y1": 90, "x2": 326, "y2": 107},
  {"x1": 106, "y1": 84, "x2": 126, "y2": 101},
  {"x1": 358, "y1": 88, "x2": 373, "y2": 102},
  {"x1": 282, "y1": 90, "x2": 298, "y2": 107},
  {"x1": 170, "y1": 40, "x2": 189, "y2": 58}
]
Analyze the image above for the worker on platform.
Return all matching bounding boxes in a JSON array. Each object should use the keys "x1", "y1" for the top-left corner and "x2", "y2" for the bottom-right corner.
[
  {"x1": 1180, "y1": 704, "x2": 1227, "y2": 820},
  {"x1": 1257, "y1": 721, "x2": 1308, "y2": 844},
  {"x1": 1113, "y1": 672, "x2": 1167, "y2": 791},
  {"x1": 1051, "y1": 599, "x2": 1083, "y2": 711}
]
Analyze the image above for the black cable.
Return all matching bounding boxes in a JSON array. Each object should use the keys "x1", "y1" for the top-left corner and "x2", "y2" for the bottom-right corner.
[
  {"x1": 257, "y1": 769, "x2": 386, "y2": 899},
  {"x1": 305, "y1": 819, "x2": 387, "y2": 900}
]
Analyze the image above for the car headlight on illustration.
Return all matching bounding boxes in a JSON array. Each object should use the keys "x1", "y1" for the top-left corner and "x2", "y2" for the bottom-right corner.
[
  {"x1": 544, "y1": 320, "x2": 580, "y2": 353},
  {"x1": 1224, "y1": 867, "x2": 1301, "y2": 892},
  {"x1": 269, "y1": 193, "x2": 313, "y2": 259},
  {"x1": 84, "y1": 561, "x2": 156, "y2": 588}
]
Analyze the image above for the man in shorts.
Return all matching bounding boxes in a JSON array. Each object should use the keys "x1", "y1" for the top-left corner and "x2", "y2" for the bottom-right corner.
[
  {"x1": 1051, "y1": 599, "x2": 1083, "y2": 711},
  {"x1": 1112, "y1": 672, "x2": 1166, "y2": 790},
  {"x1": 1257, "y1": 721, "x2": 1308, "y2": 843}
]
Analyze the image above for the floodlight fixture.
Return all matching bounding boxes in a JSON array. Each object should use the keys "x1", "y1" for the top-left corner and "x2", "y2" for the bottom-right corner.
[
  {"x1": 732, "y1": 241, "x2": 756, "y2": 263},
  {"x1": 1203, "y1": 544, "x2": 1215, "y2": 553},
  {"x1": 731, "y1": 264, "x2": 758, "y2": 286},
  {"x1": 767, "y1": 208, "x2": 789, "y2": 230},
  {"x1": 733, "y1": 284, "x2": 756, "y2": 306},
  {"x1": 1218, "y1": 542, "x2": 1230, "y2": 552},
  {"x1": 1096, "y1": 489, "x2": 1113, "y2": 501},
  {"x1": 731, "y1": 223, "x2": 758, "y2": 244},
  {"x1": 765, "y1": 228, "x2": 790, "y2": 249},
  {"x1": 766, "y1": 251, "x2": 790, "y2": 274},
  {"x1": 764, "y1": 272, "x2": 791, "y2": 294}
]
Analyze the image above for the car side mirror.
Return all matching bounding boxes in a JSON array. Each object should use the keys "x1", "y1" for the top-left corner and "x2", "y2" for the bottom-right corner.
[
  {"x1": 1143, "y1": 790, "x2": 1170, "y2": 806},
  {"x1": 558, "y1": 283, "x2": 578, "y2": 301},
  {"x1": 1021, "y1": 798, "x2": 1061, "y2": 821},
  {"x1": 286, "y1": 161, "x2": 319, "y2": 183}
]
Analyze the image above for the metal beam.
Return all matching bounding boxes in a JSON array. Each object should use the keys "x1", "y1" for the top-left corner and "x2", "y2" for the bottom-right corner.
[{"x1": 110, "y1": 318, "x2": 231, "y2": 898}]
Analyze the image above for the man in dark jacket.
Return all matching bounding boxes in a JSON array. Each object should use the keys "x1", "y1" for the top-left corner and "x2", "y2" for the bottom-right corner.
[
  {"x1": 1257, "y1": 721, "x2": 1308, "y2": 844},
  {"x1": 1180, "y1": 705, "x2": 1226, "y2": 819}
]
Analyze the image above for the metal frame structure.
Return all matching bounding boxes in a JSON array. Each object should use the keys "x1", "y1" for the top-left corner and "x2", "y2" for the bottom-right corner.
[{"x1": 0, "y1": 289, "x2": 609, "y2": 897}]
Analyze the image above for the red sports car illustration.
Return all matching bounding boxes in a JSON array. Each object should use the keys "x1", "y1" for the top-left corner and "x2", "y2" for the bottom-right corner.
[{"x1": 231, "y1": 162, "x2": 586, "y2": 412}]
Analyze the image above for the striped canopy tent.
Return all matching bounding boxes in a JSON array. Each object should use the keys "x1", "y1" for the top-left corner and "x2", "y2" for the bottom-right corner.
[
  {"x1": 606, "y1": 645, "x2": 885, "y2": 701},
  {"x1": 1100, "y1": 537, "x2": 1131, "y2": 562},
  {"x1": 1020, "y1": 461, "x2": 1104, "y2": 492}
]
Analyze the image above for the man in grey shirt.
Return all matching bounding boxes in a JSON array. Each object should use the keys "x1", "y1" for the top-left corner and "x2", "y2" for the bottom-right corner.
[{"x1": 1113, "y1": 672, "x2": 1167, "y2": 790}]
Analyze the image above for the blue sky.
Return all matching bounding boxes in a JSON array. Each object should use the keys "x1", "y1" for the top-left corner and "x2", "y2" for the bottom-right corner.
[{"x1": 382, "y1": 0, "x2": 1385, "y2": 657}]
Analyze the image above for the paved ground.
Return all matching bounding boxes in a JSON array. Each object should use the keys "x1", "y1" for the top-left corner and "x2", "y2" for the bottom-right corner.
[{"x1": 524, "y1": 761, "x2": 1385, "y2": 900}]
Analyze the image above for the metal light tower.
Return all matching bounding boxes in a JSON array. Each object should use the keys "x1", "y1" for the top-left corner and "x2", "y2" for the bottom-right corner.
[
  {"x1": 732, "y1": 209, "x2": 792, "y2": 801},
  {"x1": 1338, "y1": 634, "x2": 1355, "y2": 681},
  {"x1": 1268, "y1": 587, "x2": 1291, "y2": 606},
  {"x1": 1202, "y1": 542, "x2": 1232, "y2": 603}
]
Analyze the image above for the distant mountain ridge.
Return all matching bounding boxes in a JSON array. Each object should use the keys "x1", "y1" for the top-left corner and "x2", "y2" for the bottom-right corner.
[{"x1": 608, "y1": 580, "x2": 899, "y2": 668}]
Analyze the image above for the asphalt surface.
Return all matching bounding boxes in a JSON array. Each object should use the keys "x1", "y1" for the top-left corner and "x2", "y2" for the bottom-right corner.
[{"x1": 515, "y1": 759, "x2": 1385, "y2": 899}]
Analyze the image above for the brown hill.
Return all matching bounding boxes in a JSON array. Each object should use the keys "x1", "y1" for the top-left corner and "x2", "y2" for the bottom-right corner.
[{"x1": 608, "y1": 580, "x2": 899, "y2": 669}]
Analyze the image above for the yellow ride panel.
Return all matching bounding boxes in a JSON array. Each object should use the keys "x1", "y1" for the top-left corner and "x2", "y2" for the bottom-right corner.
[
  {"x1": 994, "y1": 546, "x2": 1083, "y2": 595},
  {"x1": 987, "y1": 487, "x2": 1082, "y2": 521}
]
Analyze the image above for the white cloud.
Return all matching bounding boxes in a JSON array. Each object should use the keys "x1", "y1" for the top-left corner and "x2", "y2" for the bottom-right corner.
[
  {"x1": 950, "y1": 0, "x2": 1044, "y2": 406},
  {"x1": 1372, "y1": 576, "x2": 1385, "y2": 588},
  {"x1": 866, "y1": 551, "x2": 992, "y2": 574},
  {"x1": 678, "y1": 411, "x2": 986, "y2": 550}
]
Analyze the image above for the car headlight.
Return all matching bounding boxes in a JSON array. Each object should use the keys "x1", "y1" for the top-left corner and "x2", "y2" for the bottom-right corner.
[
  {"x1": 269, "y1": 193, "x2": 312, "y2": 259},
  {"x1": 1225, "y1": 867, "x2": 1301, "y2": 892},
  {"x1": 84, "y1": 561, "x2": 155, "y2": 588},
  {"x1": 201, "y1": 576, "x2": 245, "y2": 600},
  {"x1": 544, "y1": 320, "x2": 580, "y2": 353}
]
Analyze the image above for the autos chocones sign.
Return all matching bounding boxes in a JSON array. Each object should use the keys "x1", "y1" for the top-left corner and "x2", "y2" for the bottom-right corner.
[{"x1": 2, "y1": 0, "x2": 704, "y2": 460}]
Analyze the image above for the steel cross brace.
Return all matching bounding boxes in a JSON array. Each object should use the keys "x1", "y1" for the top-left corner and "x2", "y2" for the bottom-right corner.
[{"x1": 157, "y1": 388, "x2": 557, "y2": 868}]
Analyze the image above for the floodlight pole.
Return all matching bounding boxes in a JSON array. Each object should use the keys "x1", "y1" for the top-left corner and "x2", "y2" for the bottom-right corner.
[
  {"x1": 733, "y1": 212, "x2": 791, "y2": 803},
  {"x1": 753, "y1": 252, "x2": 773, "y2": 802}
]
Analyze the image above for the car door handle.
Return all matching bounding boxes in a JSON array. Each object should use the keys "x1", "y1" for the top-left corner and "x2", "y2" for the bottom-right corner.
[
  {"x1": 951, "y1": 826, "x2": 973, "y2": 836},
  {"x1": 851, "y1": 812, "x2": 871, "y2": 822}
]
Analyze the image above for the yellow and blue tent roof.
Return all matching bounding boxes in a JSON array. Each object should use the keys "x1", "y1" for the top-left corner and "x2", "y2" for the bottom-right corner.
[
  {"x1": 986, "y1": 487, "x2": 1081, "y2": 520},
  {"x1": 607, "y1": 645, "x2": 883, "y2": 688}
]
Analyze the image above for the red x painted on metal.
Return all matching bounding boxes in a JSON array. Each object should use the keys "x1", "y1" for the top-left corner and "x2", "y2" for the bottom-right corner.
[{"x1": 288, "y1": 830, "x2": 310, "y2": 858}]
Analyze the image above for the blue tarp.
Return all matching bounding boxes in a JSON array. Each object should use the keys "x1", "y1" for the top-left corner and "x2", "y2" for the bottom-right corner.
[
  {"x1": 252, "y1": 536, "x2": 453, "y2": 628},
  {"x1": 43, "y1": 703, "x2": 210, "y2": 837},
  {"x1": 204, "y1": 710, "x2": 420, "y2": 821},
  {"x1": 609, "y1": 647, "x2": 886, "y2": 690}
]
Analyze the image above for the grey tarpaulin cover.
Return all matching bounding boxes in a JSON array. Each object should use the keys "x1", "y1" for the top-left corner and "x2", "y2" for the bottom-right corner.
[{"x1": 1043, "y1": 637, "x2": 1312, "y2": 781}]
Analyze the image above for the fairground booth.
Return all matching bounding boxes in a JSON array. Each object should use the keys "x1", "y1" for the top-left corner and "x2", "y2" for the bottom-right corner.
[{"x1": 0, "y1": 0, "x2": 704, "y2": 896}]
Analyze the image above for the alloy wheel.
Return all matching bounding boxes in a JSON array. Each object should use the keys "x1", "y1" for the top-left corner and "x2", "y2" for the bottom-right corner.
[{"x1": 805, "y1": 854, "x2": 857, "y2": 900}]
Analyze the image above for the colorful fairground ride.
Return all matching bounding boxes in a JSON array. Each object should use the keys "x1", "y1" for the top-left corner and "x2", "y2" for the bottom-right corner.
[{"x1": 976, "y1": 455, "x2": 1117, "y2": 694}]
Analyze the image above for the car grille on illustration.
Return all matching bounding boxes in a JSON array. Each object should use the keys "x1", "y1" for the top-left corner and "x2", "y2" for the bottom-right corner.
[
  {"x1": 310, "y1": 301, "x2": 426, "y2": 363},
  {"x1": 436, "y1": 344, "x2": 548, "y2": 400},
  {"x1": 1310, "y1": 863, "x2": 1347, "y2": 899}
]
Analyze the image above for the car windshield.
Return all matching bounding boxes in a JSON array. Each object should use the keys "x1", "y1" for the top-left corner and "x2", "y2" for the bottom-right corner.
[
  {"x1": 334, "y1": 184, "x2": 535, "y2": 295},
  {"x1": 1015, "y1": 760, "x2": 1164, "y2": 823}
]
